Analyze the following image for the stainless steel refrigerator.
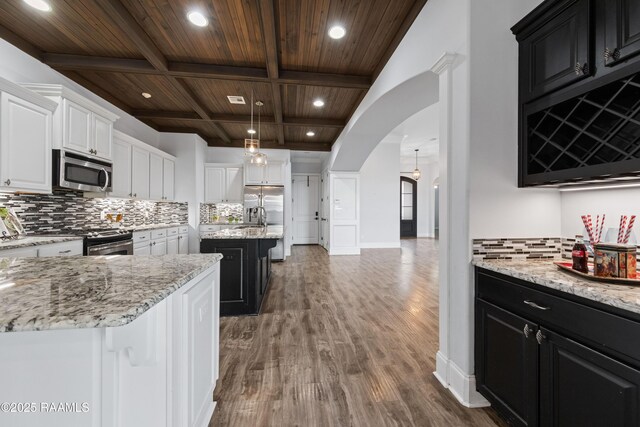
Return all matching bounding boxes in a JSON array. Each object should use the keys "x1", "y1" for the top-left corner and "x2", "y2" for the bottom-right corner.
[{"x1": 244, "y1": 185, "x2": 285, "y2": 260}]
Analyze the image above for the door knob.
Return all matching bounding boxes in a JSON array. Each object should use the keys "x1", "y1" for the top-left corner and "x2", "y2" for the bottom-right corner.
[{"x1": 4, "y1": 179, "x2": 10, "y2": 186}]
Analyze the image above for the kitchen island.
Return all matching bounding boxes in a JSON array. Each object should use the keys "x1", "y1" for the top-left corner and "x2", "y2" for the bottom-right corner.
[
  {"x1": 200, "y1": 226, "x2": 283, "y2": 316},
  {"x1": 473, "y1": 259, "x2": 640, "y2": 426},
  {"x1": 0, "y1": 254, "x2": 222, "y2": 427}
]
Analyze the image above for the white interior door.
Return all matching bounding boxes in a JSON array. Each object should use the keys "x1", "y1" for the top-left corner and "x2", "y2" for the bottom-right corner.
[
  {"x1": 292, "y1": 175, "x2": 320, "y2": 245},
  {"x1": 321, "y1": 170, "x2": 330, "y2": 250}
]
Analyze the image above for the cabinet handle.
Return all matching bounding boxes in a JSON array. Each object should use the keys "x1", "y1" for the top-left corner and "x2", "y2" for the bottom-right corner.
[
  {"x1": 523, "y1": 324, "x2": 533, "y2": 338},
  {"x1": 153, "y1": 242, "x2": 156, "y2": 246},
  {"x1": 58, "y1": 250, "x2": 71, "y2": 254},
  {"x1": 524, "y1": 300, "x2": 550, "y2": 311},
  {"x1": 4, "y1": 179, "x2": 10, "y2": 186},
  {"x1": 133, "y1": 193, "x2": 137, "y2": 198},
  {"x1": 536, "y1": 329, "x2": 546, "y2": 345},
  {"x1": 604, "y1": 47, "x2": 621, "y2": 63},
  {"x1": 574, "y1": 62, "x2": 589, "y2": 76},
  {"x1": 129, "y1": 193, "x2": 132, "y2": 197}
]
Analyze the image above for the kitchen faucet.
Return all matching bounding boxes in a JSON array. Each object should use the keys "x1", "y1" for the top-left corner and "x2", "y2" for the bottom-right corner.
[{"x1": 246, "y1": 207, "x2": 267, "y2": 226}]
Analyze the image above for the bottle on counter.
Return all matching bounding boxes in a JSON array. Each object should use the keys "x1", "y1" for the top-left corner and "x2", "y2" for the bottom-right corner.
[{"x1": 572, "y1": 234, "x2": 589, "y2": 274}]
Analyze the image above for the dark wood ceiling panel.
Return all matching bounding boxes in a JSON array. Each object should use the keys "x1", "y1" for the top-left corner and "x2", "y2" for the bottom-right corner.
[
  {"x1": 277, "y1": 0, "x2": 418, "y2": 75},
  {"x1": 282, "y1": 84, "x2": 365, "y2": 119},
  {"x1": 77, "y1": 71, "x2": 195, "y2": 111},
  {"x1": 284, "y1": 126, "x2": 340, "y2": 143},
  {"x1": 0, "y1": 0, "x2": 142, "y2": 57},
  {"x1": 220, "y1": 123, "x2": 279, "y2": 141},
  {"x1": 121, "y1": 0, "x2": 266, "y2": 67},
  {"x1": 183, "y1": 78, "x2": 274, "y2": 116}
]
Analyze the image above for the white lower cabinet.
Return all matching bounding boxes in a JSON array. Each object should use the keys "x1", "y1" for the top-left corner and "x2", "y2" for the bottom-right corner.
[
  {"x1": 0, "y1": 247, "x2": 38, "y2": 257},
  {"x1": 0, "y1": 240, "x2": 83, "y2": 258},
  {"x1": 178, "y1": 226, "x2": 189, "y2": 254},
  {"x1": 167, "y1": 235, "x2": 179, "y2": 255},
  {"x1": 151, "y1": 238, "x2": 167, "y2": 256}
]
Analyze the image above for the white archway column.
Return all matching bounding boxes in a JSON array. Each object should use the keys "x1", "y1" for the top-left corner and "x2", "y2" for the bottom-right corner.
[{"x1": 432, "y1": 52, "x2": 489, "y2": 408}]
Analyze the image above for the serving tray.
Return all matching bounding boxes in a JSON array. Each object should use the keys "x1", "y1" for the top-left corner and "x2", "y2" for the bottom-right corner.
[{"x1": 554, "y1": 261, "x2": 640, "y2": 286}]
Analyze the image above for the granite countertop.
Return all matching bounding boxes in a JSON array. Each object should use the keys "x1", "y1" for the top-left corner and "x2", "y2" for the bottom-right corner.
[
  {"x1": 200, "y1": 225, "x2": 284, "y2": 240},
  {"x1": 473, "y1": 259, "x2": 640, "y2": 315},
  {"x1": 126, "y1": 223, "x2": 187, "y2": 232},
  {"x1": 0, "y1": 254, "x2": 222, "y2": 333},
  {"x1": 0, "y1": 235, "x2": 83, "y2": 251}
]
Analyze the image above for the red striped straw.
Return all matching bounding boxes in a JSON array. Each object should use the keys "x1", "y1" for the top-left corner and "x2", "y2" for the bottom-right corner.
[
  {"x1": 581, "y1": 215, "x2": 594, "y2": 243},
  {"x1": 618, "y1": 215, "x2": 628, "y2": 243},
  {"x1": 624, "y1": 215, "x2": 636, "y2": 244},
  {"x1": 597, "y1": 214, "x2": 606, "y2": 243}
]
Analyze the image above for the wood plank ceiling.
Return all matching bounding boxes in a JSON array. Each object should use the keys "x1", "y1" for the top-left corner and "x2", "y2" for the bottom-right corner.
[{"x1": 0, "y1": 0, "x2": 427, "y2": 151}]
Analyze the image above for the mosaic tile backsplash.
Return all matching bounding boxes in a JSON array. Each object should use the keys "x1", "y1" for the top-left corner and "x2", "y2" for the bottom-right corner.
[
  {"x1": 473, "y1": 238, "x2": 563, "y2": 260},
  {"x1": 0, "y1": 190, "x2": 188, "y2": 234},
  {"x1": 200, "y1": 203, "x2": 244, "y2": 224}
]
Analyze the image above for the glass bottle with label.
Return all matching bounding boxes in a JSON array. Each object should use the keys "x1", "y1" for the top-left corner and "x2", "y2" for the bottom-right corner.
[{"x1": 572, "y1": 234, "x2": 589, "y2": 273}]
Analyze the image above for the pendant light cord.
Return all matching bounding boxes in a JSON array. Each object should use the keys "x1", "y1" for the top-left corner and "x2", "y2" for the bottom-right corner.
[{"x1": 250, "y1": 89, "x2": 254, "y2": 134}]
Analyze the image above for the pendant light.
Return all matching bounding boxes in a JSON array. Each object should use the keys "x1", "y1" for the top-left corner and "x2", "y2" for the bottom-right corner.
[
  {"x1": 412, "y1": 149, "x2": 421, "y2": 181},
  {"x1": 250, "y1": 101, "x2": 267, "y2": 165},
  {"x1": 244, "y1": 90, "x2": 260, "y2": 155}
]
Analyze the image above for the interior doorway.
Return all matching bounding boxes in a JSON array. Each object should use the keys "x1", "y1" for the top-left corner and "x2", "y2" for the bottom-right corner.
[
  {"x1": 400, "y1": 176, "x2": 417, "y2": 238},
  {"x1": 292, "y1": 174, "x2": 320, "y2": 245}
]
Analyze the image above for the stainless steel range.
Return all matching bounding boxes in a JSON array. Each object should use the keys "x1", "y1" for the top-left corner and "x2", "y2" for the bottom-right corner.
[{"x1": 83, "y1": 229, "x2": 133, "y2": 256}]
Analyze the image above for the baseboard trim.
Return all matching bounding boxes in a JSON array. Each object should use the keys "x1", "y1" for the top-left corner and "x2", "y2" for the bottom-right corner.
[
  {"x1": 417, "y1": 233, "x2": 434, "y2": 238},
  {"x1": 328, "y1": 247, "x2": 361, "y2": 255},
  {"x1": 433, "y1": 353, "x2": 490, "y2": 409},
  {"x1": 359, "y1": 242, "x2": 401, "y2": 249}
]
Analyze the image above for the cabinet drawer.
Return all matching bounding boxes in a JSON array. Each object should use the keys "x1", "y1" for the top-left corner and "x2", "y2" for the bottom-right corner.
[
  {"x1": 477, "y1": 269, "x2": 640, "y2": 364},
  {"x1": 151, "y1": 229, "x2": 166, "y2": 239},
  {"x1": 166, "y1": 227, "x2": 179, "y2": 237},
  {"x1": 0, "y1": 247, "x2": 38, "y2": 257},
  {"x1": 200, "y1": 225, "x2": 220, "y2": 232},
  {"x1": 38, "y1": 241, "x2": 83, "y2": 257},
  {"x1": 133, "y1": 231, "x2": 151, "y2": 243},
  {"x1": 179, "y1": 226, "x2": 188, "y2": 234}
]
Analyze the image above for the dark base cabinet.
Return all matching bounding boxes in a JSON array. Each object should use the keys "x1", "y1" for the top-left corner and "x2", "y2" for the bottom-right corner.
[
  {"x1": 201, "y1": 238, "x2": 277, "y2": 316},
  {"x1": 476, "y1": 268, "x2": 640, "y2": 427}
]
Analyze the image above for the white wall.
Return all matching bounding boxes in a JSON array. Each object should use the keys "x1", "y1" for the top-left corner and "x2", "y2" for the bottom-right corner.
[
  {"x1": 360, "y1": 142, "x2": 401, "y2": 248},
  {"x1": 0, "y1": 39, "x2": 160, "y2": 147},
  {"x1": 291, "y1": 161, "x2": 323, "y2": 174},
  {"x1": 561, "y1": 187, "x2": 640, "y2": 240},
  {"x1": 401, "y1": 159, "x2": 439, "y2": 237}
]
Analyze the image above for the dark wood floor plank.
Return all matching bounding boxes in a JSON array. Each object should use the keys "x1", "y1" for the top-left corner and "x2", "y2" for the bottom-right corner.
[{"x1": 210, "y1": 240, "x2": 506, "y2": 427}]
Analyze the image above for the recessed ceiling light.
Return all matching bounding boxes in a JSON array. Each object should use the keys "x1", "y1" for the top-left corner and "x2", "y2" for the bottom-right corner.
[
  {"x1": 328, "y1": 25, "x2": 346, "y2": 40},
  {"x1": 23, "y1": 0, "x2": 51, "y2": 12},
  {"x1": 306, "y1": 131, "x2": 316, "y2": 137},
  {"x1": 141, "y1": 92, "x2": 152, "y2": 99},
  {"x1": 313, "y1": 99, "x2": 325, "y2": 108},
  {"x1": 187, "y1": 11, "x2": 208, "y2": 27},
  {"x1": 248, "y1": 129, "x2": 256, "y2": 135}
]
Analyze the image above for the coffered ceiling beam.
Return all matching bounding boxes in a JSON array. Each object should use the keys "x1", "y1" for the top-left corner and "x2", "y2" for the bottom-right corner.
[
  {"x1": 0, "y1": 24, "x2": 42, "y2": 60},
  {"x1": 207, "y1": 138, "x2": 331, "y2": 152},
  {"x1": 43, "y1": 53, "x2": 156, "y2": 74},
  {"x1": 278, "y1": 70, "x2": 371, "y2": 89},
  {"x1": 132, "y1": 110, "x2": 345, "y2": 128},
  {"x1": 257, "y1": 0, "x2": 285, "y2": 145},
  {"x1": 98, "y1": 0, "x2": 230, "y2": 143}
]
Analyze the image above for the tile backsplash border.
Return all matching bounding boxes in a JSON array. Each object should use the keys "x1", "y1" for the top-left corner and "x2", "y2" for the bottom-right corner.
[
  {"x1": 0, "y1": 189, "x2": 188, "y2": 234},
  {"x1": 473, "y1": 237, "x2": 562, "y2": 260}
]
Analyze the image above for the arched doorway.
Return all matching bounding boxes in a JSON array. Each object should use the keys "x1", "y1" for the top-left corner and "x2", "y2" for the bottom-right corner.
[{"x1": 400, "y1": 176, "x2": 417, "y2": 238}]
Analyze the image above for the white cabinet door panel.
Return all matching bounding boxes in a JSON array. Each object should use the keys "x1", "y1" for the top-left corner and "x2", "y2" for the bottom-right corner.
[
  {"x1": 109, "y1": 137, "x2": 132, "y2": 198},
  {"x1": 163, "y1": 158, "x2": 175, "y2": 201},
  {"x1": 225, "y1": 167, "x2": 243, "y2": 202},
  {"x1": 63, "y1": 99, "x2": 91, "y2": 155},
  {"x1": 0, "y1": 93, "x2": 51, "y2": 193},
  {"x1": 265, "y1": 161, "x2": 284, "y2": 185},
  {"x1": 244, "y1": 163, "x2": 265, "y2": 185},
  {"x1": 205, "y1": 167, "x2": 225, "y2": 203},
  {"x1": 178, "y1": 234, "x2": 189, "y2": 254},
  {"x1": 134, "y1": 243, "x2": 151, "y2": 255},
  {"x1": 131, "y1": 146, "x2": 150, "y2": 199},
  {"x1": 92, "y1": 114, "x2": 112, "y2": 160},
  {"x1": 149, "y1": 152, "x2": 163, "y2": 200},
  {"x1": 167, "y1": 236, "x2": 179, "y2": 255},
  {"x1": 151, "y1": 239, "x2": 167, "y2": 255},
  {"x1": 37, "y1": 241, "x2": 83, "y2": 257}
]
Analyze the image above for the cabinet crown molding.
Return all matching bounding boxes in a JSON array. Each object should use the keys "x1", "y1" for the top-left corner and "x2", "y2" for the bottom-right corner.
[
  {"x1": 20, "y1": 83, "x2": 120, "y2": 122},
  {"x1": 113, "y1": 129, "x2": 176, "y2": 161},
  {"x1": 0, "y1": 77, "x2": 58, "y2": 111}
]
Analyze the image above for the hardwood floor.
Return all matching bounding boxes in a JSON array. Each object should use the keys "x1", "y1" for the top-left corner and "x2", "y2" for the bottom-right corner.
[{"x1": 209, "y1": 239, "x2": 505, "y2": 427}]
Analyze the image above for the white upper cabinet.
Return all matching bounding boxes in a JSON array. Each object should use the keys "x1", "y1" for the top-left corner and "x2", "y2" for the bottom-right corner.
[
  {"x1": 21, "y1": 84, "x2": 119, "y2": 161},
  {"x1": 205, "y1": 166, "x2": 225, "y2": 203},
  {"x1": 244, "y1": 160, "x2": 285, "y2": 185},
  {"x1": 109, "y1": 135, "x2": 132, "y2": 198},
  {"x1": 0, "y1": 78, "x2": 57, "y2": 194},
  {"x1": 131, "y1": 146, "x2": 150, "y2": 199},
  {"x1": 205, "y1": 165, "x2": 244, "y2": 203},
  {"x1": 163, "y1": 158, "x2": 175, "y2": 201},
  {"x1": 225, "y1": 167, "x2": 243, "y2": 202},
  {"x1": 149, "y1": 152, "x2": 163, "y2": 200}
]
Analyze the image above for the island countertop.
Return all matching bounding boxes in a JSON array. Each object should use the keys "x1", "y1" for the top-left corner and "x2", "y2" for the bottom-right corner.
[
  {"x1": 0, "y1": 254, "x2": 223, "y2": 333},
  {"x1": 473, "y1": 258, "x2": 640, "y2": 316},
  {"x1": 200, "y1": 225, "x2": 284, "y2": 240}
]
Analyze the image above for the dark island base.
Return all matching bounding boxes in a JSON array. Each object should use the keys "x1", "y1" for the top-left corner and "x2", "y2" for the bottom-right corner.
[{"x1": 201, "y1": 238, "x2": 277, "y2": 316}]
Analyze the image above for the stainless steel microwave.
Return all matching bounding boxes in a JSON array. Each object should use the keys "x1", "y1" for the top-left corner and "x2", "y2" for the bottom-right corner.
[{"x1": 52, "y1": 150, "x2": 112, "y2": 192}]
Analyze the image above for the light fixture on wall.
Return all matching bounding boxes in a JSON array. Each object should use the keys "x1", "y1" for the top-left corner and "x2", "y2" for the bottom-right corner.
[
  {"x1": 412, "y1": 149, "x2": 421, "y2": 181},
  {"x1": 244, "y1": 90, "x2": 260, "y2": 154},
  {"x1": 250, "y1": 100, "x2": 267, "y2": 165}
]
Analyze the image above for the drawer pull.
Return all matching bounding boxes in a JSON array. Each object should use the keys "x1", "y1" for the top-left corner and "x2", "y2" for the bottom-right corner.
[
  {"x1": 58, "y1": 250, "x2": 72, "y2": 254},
  {"x1": 523, "y1": 324, "x2": 533, "y2": 338},
  {"x1": 524, "y1": 300, "x2": 550, "y2": 311}
]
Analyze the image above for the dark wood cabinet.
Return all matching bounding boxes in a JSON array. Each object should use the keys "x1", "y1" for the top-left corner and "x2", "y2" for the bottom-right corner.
[
  {"x1": 476, "y1": 268, "x2": 640, "y2": 426},
  {"x1": 516, "y1": 0, "x2": 592, "y2": 102},
  {"x1": 201, "y1": 238, "x2": 277, "y2": 316},
  {"x1": 476, "y1": 300, "x2": 539, "y2": 427},
  {"x1": 539, "y1": 328, "x2": 640, "y2": 426},
  {"x1": 605, "y1": 0, "x2": 640, "y2": 66},
  {"x1": 513, "y1": 0, "x2": 640, "y2": 186}
]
